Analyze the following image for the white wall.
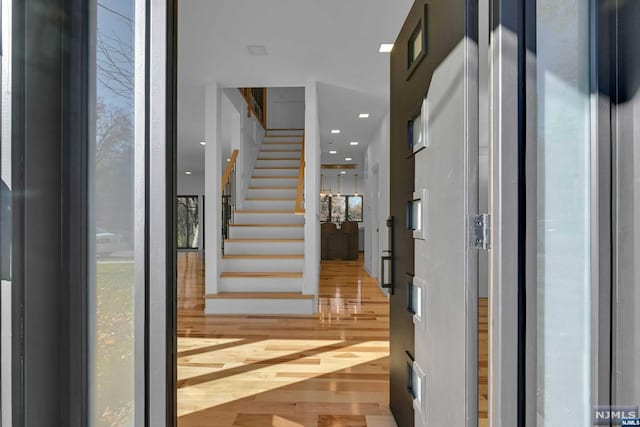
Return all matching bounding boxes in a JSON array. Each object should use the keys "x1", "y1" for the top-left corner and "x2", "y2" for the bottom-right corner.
[
  {"x1": 204, "y1": 83, "x2": 223, "y2": 296},
  {"x1": 221, "y1": 88, "x2": 264, "y2": 208},
  {"x1": 267, "y1": 87, "x2": 305, "y2": 129},
  {"x1": 303, "y1": 81, "x2": 320, "y2": 298},
  {"x1": 203, "y1": 85, "x2": 267, "y2": 297},
  {"x1": 363, "y1": 113, "x2": 390, "y2": 283}
]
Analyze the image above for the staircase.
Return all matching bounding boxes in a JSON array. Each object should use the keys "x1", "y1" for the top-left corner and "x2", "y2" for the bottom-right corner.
[{"x1": 207, "y1": 129, "x2": 315, "y2": 315}]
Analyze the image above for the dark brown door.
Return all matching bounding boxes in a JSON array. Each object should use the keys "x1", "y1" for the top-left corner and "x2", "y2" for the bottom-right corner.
[
  {"x1": 388, "y1": 3, "x2": 421, "y2": 425},
  {"x1": 389, "y1": 1, "x2": 478, "y2": 426}
]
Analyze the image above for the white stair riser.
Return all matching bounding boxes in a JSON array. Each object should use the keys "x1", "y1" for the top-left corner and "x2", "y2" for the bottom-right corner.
[
  {"x1": 224, "y1": 240, "x2": 304, "y2": 255},
  {"x1": 222, "y1": 257, "x2": 304, "y2": 272},
  {"x1": 259, "y1": 151, "x2": 301, "y2": 159},
  {"x1": 244, "y1": 199, "x2": 296, "y2": 210},
  {"x1": 234, "y1": 212, "x2": 304, "y2": 225},
  {"x1": 256, "y1": 159, "x2": 300, "y2": 168},
  {"x1": 251, "y1": 178, "x2": 299, "y2": 187},
  {"x1": 253, "y1": 168, "x2": 299, "y2": 177},
  {"x1": 261, "y1": 143, "x2": 303, "y2": 150},
  {"x1": 220, "y1": 277, "x2": 302, "y2": 292},
  {"x1": 247, "y1": 188, "x2": 297, "y2": 198},
  {"x1": 229, "y1": 226, "x2": 304, "y2": 239},
  {"x1": 205, "y1": 298, "x2": 314, "y2": 315}
]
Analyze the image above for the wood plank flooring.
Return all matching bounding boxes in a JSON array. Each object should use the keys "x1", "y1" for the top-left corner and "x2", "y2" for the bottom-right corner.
[{"x1": 177, "y1": 252, "x2": 488, "y2": 427}]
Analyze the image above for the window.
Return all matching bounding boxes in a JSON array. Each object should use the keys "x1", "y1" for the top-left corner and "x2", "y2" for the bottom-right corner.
[
  {"x1": 320, "y1": 195, "x2": 363, "y2": 223},
  {"x1": 534, "y1": 0, "x2": 592, "y2": 423},
  {"x1": 407, "y1": 189, "x2": 427, "y2": 239},
  {"x1": 1, "y1": 0, "x2": 12, "y2": 418},
  {"x1": 347, "y1": 195, "x2": 363, "y2": 221},
  {"x1": 407, "y1": 4, "x2": 428, "y2": 74},
  {"x1": 177, "y1": 196, "x2": 199, "y2": 249},
  {"x1": 331, "y1": 196, "x2": 346, "y2": 223},
  {"x1": 408, "y1": 25, "x2": 424, "y2": 68},
  {"x1": 320, "y1": 194, "x2": 331, "y2": 222},
  {"x1": 408, "y1": 98, "x2": 428, "y2": 153},
  {"x1": 90, "y1": 0, "x2": 142, "y2": 423}
]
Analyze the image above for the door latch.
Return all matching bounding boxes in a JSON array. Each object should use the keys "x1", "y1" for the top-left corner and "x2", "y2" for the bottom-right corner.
[{"x1": 472, "y1": 214, "x2": 491, "y2": 250}]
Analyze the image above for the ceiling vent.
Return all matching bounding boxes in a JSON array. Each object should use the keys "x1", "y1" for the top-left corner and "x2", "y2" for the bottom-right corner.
[{"x1": 247, "y1": 45, "x2": 268, "y2": 56}]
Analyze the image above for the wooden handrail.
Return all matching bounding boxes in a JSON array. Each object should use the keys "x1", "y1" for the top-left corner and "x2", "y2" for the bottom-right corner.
[
  {"x1": 238, "y1": 88, "x2": 267, "y2": 129},
  {"x1": 221, "y1": 149, "x2": 240, "y2": 191},
  {"x1": 294, "y1": 132, "x2": 305, "y2": 215}
]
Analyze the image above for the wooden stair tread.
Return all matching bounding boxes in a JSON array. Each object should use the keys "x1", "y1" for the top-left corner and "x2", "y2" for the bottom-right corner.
[
  {"x1": 223, "y1": 254, "x2": 304, "y2": 259},
  {"x1": 235, "y1": 210, "x2": 296, "y2": 214},
  {"x1": 206, "y1": 292, "x2": 313, "y2": 300},
  {"x1": 220, "y1": 272, "x2": 303, "y2": 278},
  {"x1": 257, "y1": 158, "x2": 300, "y2": 161},
  {"x1": 228, "y1": 224, "x2": 303, "y2": 227},
  {"x1": 224, "y1": 238, "x2": 304, "y2": 243},
  {"x1": 252, "y1": 176, "x2": 299, "y2": 179},
  {"x1": 248, "y1": 186, "x2": 297, "y2": 189},
  {"x1": 245, "y1": 198, "x2": 296, "y2": 201},
  {"x1": 254, "y1": 167, "x2": 299, "y2": 169}
]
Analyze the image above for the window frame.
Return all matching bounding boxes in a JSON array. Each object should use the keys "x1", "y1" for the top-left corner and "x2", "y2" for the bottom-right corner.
[{"x1": 319, "y1": 194, "x2": 364, "y2": 223}]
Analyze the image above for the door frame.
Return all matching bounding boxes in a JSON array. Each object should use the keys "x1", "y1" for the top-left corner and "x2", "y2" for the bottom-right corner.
[
  {"x1": 502, "y1": 0, "x2": 616, "y2": 425},
  {"x1": 487, "y1": 0, "x2": 524, "y2": 425},
  {"x1": 9, "y1": 0, "x2": 92, "y2": 423},
  {"x1": 6, "y1": 0, "x2": 178, "y2": 425},
  {"x1": 147, "y1": 0, "x2": 178, "y2": 424}
]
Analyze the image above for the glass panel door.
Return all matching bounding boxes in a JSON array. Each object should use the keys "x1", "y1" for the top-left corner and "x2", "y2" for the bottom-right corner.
[
  {"x1": 1, "y1": 0, "x2": 12, "y2": 422},
  {"x1": 535, "y1": 0, "x2": 592, "y2": 424},
  {"x1": 90, "y1": 0, "x2": 143, "y2": 424},
  {"x1": 613, "y1": 0, "x2": 640, "y2": 412}
]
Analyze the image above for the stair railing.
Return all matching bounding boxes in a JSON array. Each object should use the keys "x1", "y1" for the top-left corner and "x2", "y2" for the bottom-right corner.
[
  {"x1": 295, "y1": 132, "x2": 305, "y2": 215},
  {"x1": 221, "y1": 149, "x2": 240, "y2": 254},
  {"x1": 238, "y1": 88, "x2": 267, "y2": 129}
]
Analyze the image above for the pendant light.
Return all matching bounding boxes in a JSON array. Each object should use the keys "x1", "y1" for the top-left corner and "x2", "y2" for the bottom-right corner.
[
  {"x1": 354, "y1": 174, "x2": 359, "y2": 196},
  {"x1": 320, "y1": 174, "x2": 325, "y2": 197},
  {"x1": 337, "y1": 174, "x2": 341, "y2": 196}
]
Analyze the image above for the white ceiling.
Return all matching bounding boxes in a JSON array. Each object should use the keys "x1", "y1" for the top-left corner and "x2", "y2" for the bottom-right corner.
[{"x1": 177, "y1": 0, "x2": 413, "y2": 175}]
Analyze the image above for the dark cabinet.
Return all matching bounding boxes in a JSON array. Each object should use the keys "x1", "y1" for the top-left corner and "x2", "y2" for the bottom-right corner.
[{"x1": 320, "y1": 221, "x2": 359, "y2": 260}]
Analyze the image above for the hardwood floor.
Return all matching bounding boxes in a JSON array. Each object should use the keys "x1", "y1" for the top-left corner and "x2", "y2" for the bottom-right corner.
[{"x1": 177, "y1": 252, "x2": 488, "y2": 427}]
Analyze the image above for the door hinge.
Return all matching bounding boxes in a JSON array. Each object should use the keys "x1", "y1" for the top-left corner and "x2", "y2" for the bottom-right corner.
[{"x1": 472, "y1": 214, "x2": 491, "y2": 250}]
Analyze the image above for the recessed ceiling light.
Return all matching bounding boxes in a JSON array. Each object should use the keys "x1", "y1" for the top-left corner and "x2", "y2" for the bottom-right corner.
[
  {"x1": 331, "y1": 129, "x2": 341, "y2": 134},
  {"x1": 379, "y1": 43, "x2": 394, "y2": 53},
  {"x1": 345, "y1": 157, "x2": 352, "y2": 161},
  {"x1": 200, "y1": 141, "x2": 206, "y2": 146},
  {"x1": 341, "y1": 171, "x2": 347, "y2": 174},
  {"x1": 185, "y1": 171, "x2": 192, "y2": 175},
  {"x1": 358, "y1": 113, "x2": 370, "y2": 118},
  {"x1": 350, "y1": 141, "x2": 359, "y2": 146},
  {"x1": 329, "y1": 150, "x2": 337, "y2": 154},
  {"x1": 247, "y1": 45, "x2": 267, "y2": 56}
]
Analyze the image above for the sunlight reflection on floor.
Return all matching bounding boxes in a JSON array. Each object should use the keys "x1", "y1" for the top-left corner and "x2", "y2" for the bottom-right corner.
[{"x1": 177, "y1": 339, "x2": 389, "y2": 417}]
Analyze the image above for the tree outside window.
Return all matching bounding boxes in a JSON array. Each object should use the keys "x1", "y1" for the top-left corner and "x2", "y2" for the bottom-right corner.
[
  {"x1": 177, "y1": 196, "x2": 199, "y2": 249},
  {"x1": 320, "y1": 195, "x2": 363, "y2": 223}
]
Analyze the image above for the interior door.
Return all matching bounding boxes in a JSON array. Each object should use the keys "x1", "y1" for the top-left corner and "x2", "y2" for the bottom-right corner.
[{"x1": 390, "y1": 1, "x2": 478, "y2": 426}]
